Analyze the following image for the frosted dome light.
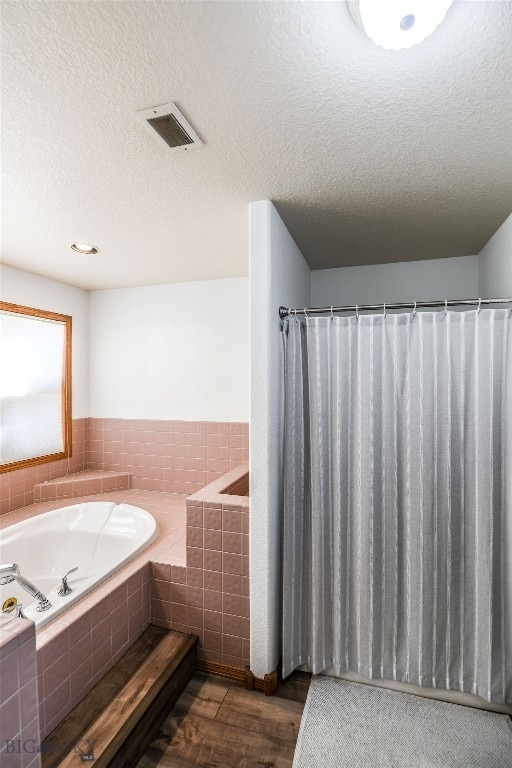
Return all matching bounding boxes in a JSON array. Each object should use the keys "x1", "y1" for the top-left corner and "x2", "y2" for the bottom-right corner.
[{"x1": 349, "y1": 0, "x2": 454, "y2": 50}]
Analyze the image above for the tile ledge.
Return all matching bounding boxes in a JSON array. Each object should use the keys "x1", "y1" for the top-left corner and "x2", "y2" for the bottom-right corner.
[{"x1": 187, "y1": 463, "x2": 249, "y2": 506}]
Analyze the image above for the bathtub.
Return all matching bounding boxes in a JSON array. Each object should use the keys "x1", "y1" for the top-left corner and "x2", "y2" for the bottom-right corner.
[{"x1": 0, "y1": 501, "x2": 157, "y2": 629}]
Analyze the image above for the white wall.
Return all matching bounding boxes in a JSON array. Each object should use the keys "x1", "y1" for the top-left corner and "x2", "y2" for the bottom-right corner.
[
  {"x1": 0, "y1": 265, "x2": 89, "y2": 417},
  {"x1": 311, "y1": 254, "x2": 478, "y2": 307},
  {"x1": 88, "y1": 277, "x2": 249, "y2": 422},
  {"x1": 249, "y1": 200, "x2": 311, "y2": 677},
  {"x1": 478, "y1": 212, "x2": 512, "y2": 299}
]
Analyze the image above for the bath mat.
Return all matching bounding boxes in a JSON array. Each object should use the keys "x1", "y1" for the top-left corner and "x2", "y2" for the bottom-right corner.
[{"x1": 293, "y1": 676, "x2": 512, "y2": 768}]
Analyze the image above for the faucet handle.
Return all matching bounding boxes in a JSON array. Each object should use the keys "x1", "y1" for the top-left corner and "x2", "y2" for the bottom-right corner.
[
  {"x1": 15, "y1": 604, "x2": 27, "y2": 619},
  {"x1": 58, "y1": 567, "x2": 78, "y2": 597}
]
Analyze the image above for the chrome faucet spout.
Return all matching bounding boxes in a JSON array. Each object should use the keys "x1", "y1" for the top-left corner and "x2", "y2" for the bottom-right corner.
[
  {"x1": 12, "y1": 572, "x2": 40, "y2": 599},
  {"x1": 0, "y1": 562, "x2": 52, "y2": 612}
]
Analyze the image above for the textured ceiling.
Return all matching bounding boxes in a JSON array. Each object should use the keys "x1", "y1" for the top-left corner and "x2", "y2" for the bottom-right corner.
[{"x1": 2, "y1": 0, "x2": 512, "y2": 290}]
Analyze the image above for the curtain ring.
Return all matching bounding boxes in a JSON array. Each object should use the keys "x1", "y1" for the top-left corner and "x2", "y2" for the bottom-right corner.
[
  {"x1": 383, "y1": 303, "x2": 386, "y2": 318},
  {"x1": 330, "y1": 306, "x2": 334, "y2": 319},
  {"x1": 355, "y1": 304, "x2": 359, "y2": 321},
  {"x1": 444, "y1": 300, "x2": 448, "y2": 315},
  {"x1": 413, "y1": 301, "x2": 417, "y2": 318},
  {"x1": 304, "y1": 307, "x2": 309, "y2": 322},
  {"x1": 478, "y1": 297, "x2": 482, "y2": 314}
]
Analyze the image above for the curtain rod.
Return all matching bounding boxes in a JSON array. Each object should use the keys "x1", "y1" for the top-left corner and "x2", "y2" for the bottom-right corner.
[{"x1": 279, "y1": 297, "x2": 512, "y2": 319}]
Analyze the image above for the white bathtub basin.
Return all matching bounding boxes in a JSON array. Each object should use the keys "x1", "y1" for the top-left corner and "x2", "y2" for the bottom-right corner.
[{"x1": 0, "y1": 501, "x2": 157, "y2": 629}]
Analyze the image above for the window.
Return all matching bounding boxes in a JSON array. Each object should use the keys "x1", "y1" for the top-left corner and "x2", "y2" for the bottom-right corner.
[{"x1": 0, "y1": 302, "x2": 72, "y2": 472}]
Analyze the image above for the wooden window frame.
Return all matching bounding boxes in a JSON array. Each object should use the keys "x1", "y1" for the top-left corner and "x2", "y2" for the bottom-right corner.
[{"x1": 0, "y1": 301, "x2": 72, "y2": 473}]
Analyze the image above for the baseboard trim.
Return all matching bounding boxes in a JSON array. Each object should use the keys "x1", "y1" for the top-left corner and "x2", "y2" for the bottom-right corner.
[
  {"x1": 243, "y1": 661, "x2": 280, "y2": 696},
  {"x1": 263, "y1": 669, "x2": 279, "y2": 696},
  {"x1": 195, "y1": 659, "x2": 263, "y2": 687},
  {"x1": 195, "y1": 659, "x2": 281, "y2": 697}
]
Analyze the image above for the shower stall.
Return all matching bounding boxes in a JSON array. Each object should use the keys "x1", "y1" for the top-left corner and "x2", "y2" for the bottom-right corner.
[{"x1": 281, "y1": 299, "x2": 511, "y2": 710}]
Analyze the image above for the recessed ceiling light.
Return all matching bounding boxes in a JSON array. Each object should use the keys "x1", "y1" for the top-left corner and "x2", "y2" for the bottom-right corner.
[
  {"x1": 70, "y1": 242, "x2": 99, "y2": 255},
  {"x1": 348, "y1": 0, "x2": 453, "y2": 50}
]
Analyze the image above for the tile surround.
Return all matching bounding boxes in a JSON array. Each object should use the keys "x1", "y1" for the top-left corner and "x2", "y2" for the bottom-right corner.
[
  {"x1": 35, "y1": 564, "x2": 151, "y2": 739},
  {"x1": 0, "y1": 489, "x2": 187, "y2": 742},
  {"x1": 0, "y1": 615, "x2": 41, "y2": 768},
  {"x1": 1, "y1": 460, "x2": 250, "y2": 745},
  {"x1": 151, "y1": 465, "x2": 250, "y2": 670}
]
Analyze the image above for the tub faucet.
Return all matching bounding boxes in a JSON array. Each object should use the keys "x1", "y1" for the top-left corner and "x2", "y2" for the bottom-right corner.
[
  {"x1": 0, "y1": 563, "x2": 52, "y2": 612},
  {"x1": 58, "y1": 567, "x2": 78, "y2": 597}
]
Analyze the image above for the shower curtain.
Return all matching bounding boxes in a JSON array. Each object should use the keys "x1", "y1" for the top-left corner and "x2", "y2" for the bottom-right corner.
[{"x1": 282, "y1": 308, "x2": 512, "y2": 704}]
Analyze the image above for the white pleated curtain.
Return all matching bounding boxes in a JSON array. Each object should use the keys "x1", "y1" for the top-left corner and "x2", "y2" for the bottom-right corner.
[{"x1": 282, "y1": 309, "x2": 512, "y2": 704}]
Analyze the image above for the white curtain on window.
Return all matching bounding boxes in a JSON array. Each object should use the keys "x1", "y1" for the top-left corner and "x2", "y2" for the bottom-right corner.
[
  {"x1": 282, "y1": 309, "x2": 512, "y2": 704},
  {"x1": 0, "y1": 312, "x2": 66, "y2": 464}
]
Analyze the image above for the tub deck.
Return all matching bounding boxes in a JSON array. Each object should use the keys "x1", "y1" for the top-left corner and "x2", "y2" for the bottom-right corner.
[{"x1": 0, "y1": 488, "x2": 188, "y2": 566}]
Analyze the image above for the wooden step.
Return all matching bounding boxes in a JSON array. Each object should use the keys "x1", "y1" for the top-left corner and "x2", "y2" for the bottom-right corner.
[{"x1": 41, "y1": 626, "x2": 197, "y2": 768}]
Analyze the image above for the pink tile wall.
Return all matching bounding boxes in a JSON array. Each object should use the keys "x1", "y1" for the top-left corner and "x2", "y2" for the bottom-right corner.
[
  {"x1": 0, "y1": 616, "x2": 41, "y2": 768},
  {"x1": 36, "y1": 564, "x2": 151, "y2": 740},
  {"x1": 151, "y1": 468, "x2": 250, "y2": 670},
  {"x1": 1, "y1": 419, "x2": 248, "y2": 515},
  {"x1": 0, "y1": 420, "x2": 87, "y2": 516},
  {"x1": 86, "y1": 419, "x2": 249, "y2": 496}
]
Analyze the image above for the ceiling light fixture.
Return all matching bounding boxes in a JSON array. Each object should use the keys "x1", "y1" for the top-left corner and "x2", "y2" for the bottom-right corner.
[
  {"x1": 348, "y1": 0, "x2": 454, "y2": 50},
  {"x1": 70, "y1": 242, "x2": 99, "y2": 255}
]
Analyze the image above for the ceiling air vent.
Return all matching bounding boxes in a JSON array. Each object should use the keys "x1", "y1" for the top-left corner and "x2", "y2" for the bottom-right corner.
[{"x1": 136, "y1": 102, "x2": 203, "y2": 152}]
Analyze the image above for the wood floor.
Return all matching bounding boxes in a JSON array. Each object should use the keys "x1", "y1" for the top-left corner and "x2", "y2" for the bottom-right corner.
[{"x1": 136, "y1": 671, "x2": 311, "y2": 768}]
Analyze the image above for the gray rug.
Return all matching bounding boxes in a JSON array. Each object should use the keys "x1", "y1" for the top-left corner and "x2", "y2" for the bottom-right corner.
[{"x1": 293, "y1": 677, "x2": 512, "y2": 767}]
